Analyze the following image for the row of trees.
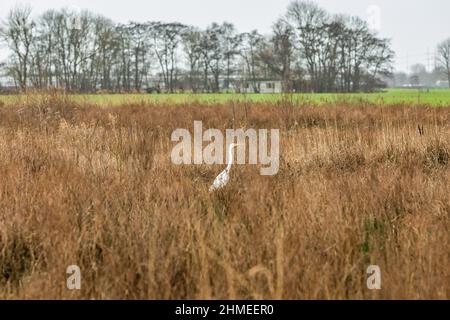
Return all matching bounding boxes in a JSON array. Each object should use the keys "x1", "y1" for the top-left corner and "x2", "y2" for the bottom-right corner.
[
  {"x1": 390, "y1": 63, "x2": 448, "y2": 88},
  {"x1": 0, "y1": 1, "x2": 396, "y2": 93}
]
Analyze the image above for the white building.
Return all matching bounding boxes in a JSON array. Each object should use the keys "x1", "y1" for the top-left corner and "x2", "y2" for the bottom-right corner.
[
  {"x1": 436, "y1": 80, "x2": 449, "y2": 88},
  {"x1": 239, "y1": 79, "x2": 283, "y2": 93},
  {"x1": 0, "y1": 74, "x2": 17, "y2": 92}
]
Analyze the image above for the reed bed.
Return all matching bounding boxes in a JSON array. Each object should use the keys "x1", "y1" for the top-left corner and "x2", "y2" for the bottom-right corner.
[{"x1": 0, "y1": 93, "x2": 448, "y2": 299}]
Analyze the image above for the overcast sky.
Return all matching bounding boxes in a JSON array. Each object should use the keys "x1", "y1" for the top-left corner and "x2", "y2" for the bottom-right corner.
[{"x1": 1, "y1": 0, "x2": 449, "y2": 72}]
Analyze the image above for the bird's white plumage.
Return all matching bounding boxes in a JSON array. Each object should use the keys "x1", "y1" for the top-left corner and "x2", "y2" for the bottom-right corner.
[
  {"x1": 209, "y1": 168, "x2": 230, "y2": 192},
  {"x1": 209, "y1": 143, "x2": 240, "y2": 192}
]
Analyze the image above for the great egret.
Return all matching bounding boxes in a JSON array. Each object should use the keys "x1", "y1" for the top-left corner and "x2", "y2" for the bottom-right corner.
[{"x1": 209, "y1": 143, "x2": 241, "y2": 192}]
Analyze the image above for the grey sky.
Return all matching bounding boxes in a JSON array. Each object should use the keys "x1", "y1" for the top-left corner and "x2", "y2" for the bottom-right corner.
[{"x1": 1, "y1": 0, "x2": 449, "y2": 72}]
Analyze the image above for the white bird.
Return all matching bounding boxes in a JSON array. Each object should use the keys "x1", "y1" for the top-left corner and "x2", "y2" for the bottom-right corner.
[{"x1": 209, "y1": 143, "x2": 241, "y2": 192}]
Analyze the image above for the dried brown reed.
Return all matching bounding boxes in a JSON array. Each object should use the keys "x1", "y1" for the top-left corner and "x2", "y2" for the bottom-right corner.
[{"x1": 0, "y1": 92, "x2": 448, "y2": 299}]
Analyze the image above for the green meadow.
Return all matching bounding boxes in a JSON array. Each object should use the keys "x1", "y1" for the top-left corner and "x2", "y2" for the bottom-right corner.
[{"x1": 1, "y1": 89, "x2": 450, "y2": 106}]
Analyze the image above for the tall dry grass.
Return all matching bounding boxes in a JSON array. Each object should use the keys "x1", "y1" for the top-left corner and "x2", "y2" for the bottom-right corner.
[{"x1": 0, "y1": 92, "x2": 449, "y2": 299}]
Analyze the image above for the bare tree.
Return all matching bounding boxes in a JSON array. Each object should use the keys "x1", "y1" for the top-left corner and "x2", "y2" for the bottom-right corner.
[
  {"x1": 197, "y1": 25, "x2": 217, "y2": 92},
  {"x1": 125, "y1": 22, "x2": 151, "y2": 91},
  {"x1": 221, "y1": 23, "x2": 240, "y2": 92},
  {"x1": 285, "y1": 1, "x2": 393, "y2": 92},
  {"x1": 240, "y1": 30, "x2": 264, "y2": 92},
  {"x1": 437, "y1": 38, "x2": 450, "y2": 87},
  {"x1": 93, "y1": 16, "x2": 119, "y2": 91},
  {"x1": 182, "y1": 26, "x2": 202, "y2": 92},
  {"x1": 152, "y1": 22, "x2": 186, "y2": 93},
  {"x1": 259, "y1": 19, "x2": 295, "y2": 92},
  {"x1": 0, "y1": 6, "x2": 35, "y2": 91},
  {"x1": 286, "y1": 0, "x2": 328, "y2": 92}
]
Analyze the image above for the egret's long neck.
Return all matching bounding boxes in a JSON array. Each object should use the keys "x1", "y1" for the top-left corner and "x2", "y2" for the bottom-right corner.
[{"x1": 226, "y1": 145, "x2": 235, "y2": 171}]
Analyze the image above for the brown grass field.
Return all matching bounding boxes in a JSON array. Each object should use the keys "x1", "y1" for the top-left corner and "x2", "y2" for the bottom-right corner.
[{"x1": 0, "y1": 92, "x2": 449, "y2": 299}]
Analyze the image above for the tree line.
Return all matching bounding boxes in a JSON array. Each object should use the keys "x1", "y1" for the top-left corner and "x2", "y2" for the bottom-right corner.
[{"x1": 0, "y1": 1, "x2": 397, "y2": 93}]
